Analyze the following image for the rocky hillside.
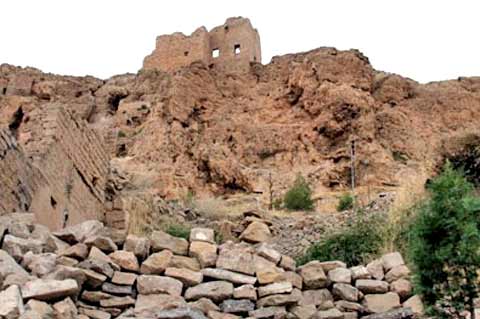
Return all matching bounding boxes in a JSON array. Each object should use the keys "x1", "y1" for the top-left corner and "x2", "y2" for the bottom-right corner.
[
  {"x1": 2, "y1": 48, "x2": 480, "y2": 209},
  {"x1": 0, "y1": 213, "x2": 424, "y2": 319}
]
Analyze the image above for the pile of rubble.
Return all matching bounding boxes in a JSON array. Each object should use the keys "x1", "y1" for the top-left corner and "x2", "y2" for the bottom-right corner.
[{"x1": 0, "y1": 214, "x2": 424, "y2": 319}]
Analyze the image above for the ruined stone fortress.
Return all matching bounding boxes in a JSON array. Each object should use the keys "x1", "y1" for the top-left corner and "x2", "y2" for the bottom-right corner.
[
  {"x1": 0, "y1": 17, "x2": 261, "y2": 233},
  {"x1": 143, "y1": 17, "x2": 261, "y2": 73}
]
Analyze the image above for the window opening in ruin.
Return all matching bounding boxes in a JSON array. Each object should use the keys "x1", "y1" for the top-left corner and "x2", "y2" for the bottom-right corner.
[
  {"x1": 184, "y1": 51, "x2": 189, "y2": 56},
  {"x1": 234, "y1": 44, "x2": 241, "y2": 55},
  {"x1": 50, "y1": 196, "x2": 57, "y2": 209},
  {"x1": 212, "y1": 48, "x2": 220, "y2": 58},
  {"x1": 2, "y1": 87, "x2": 6, "y2": 95},
  {"x1": 224, "y1": 26, "x2": 229, "y2": 31},
  {"x1": 254, "y1": 56, "x2": 257, "y2": 62}
]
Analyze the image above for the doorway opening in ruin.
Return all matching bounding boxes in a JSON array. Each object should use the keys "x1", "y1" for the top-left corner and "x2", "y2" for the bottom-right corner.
[
  {"x1": 184, "y1": 51, "x2": 189, "y2": 56},
  {"x1": 212, "y1": 48, "x2": 220, "y2": 58},
  {"x1": 254, "y1": 56, "x2": 257, "y2": 62},
  {"x1": 234, "y1": 44, "x2": 241, "y2": 55},
  {"x1": 2, "y1": 87, "x2": 6, "y2": 95}
]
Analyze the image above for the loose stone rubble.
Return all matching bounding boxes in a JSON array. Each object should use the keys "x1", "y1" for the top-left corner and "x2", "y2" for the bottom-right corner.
[{"x1": 0, "y1": 217, "x2": 428, "y2": 318}]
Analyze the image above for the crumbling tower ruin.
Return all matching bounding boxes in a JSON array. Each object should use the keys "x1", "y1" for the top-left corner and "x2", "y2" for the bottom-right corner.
[{"x1": 143, "y1": 17, "x2": 261, "y2": 73}]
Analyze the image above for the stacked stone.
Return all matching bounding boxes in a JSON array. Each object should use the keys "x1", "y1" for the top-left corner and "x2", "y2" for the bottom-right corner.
[{"x1": 0, "y1": 217, "x2": 425, "y2": 319}]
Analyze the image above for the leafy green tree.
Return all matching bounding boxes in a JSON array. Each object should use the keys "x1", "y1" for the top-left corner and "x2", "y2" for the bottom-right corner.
[
  {"x1": 409, "y1": 163, "x2": 480, "y2": 317},
  {"x1": 284, "y1": 175, "x2": 314, "y2": 211}
]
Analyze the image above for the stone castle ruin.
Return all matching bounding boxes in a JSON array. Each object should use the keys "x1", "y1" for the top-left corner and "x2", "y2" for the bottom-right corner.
[{"x1": 143, "y1": 17, "x2": 261, "y2": 73}]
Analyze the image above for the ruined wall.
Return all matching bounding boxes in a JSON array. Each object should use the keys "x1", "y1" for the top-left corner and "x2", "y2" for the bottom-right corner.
[
  {"x1": 0, "y1": 129, "x2": 45, "y2": 214},
  {"x1": 19, "y1": 105, "x2": 110, "y2": 230},
  {"x1": 142, "y1": 17, "x2": 261, "y2": 73},
  {"x1": 209, "y1": 17, "x2": 261, "y2": 72},
  {"x1": 143, "y1": 27, "x2": 210, "y2": 73}
]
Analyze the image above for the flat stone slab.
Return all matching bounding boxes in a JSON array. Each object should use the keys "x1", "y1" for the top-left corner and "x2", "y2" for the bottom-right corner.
[
  {"x1": 21, "y1": 279, "x2": 79, "y2": 301},
  {"x1": 185, "y1": 281, "x2": 233, "y2": 303},
  {"x1": 201, "y1": 268, "x2": 256, "y2": 285}
]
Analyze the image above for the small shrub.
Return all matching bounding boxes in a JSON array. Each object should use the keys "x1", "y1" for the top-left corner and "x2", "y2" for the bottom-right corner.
[
  {"x1": 337, "y1": 193, "x2": 354, "y2": 211},
  {"x1": 165, "y1": 224, "x2": 190, "y2": 240},
  {"x1": 298, "y1": 212, "x2": 386, "y2": 267},
  {"x1": 284, "y1": 175, "x2": 314, "y2": 211},
  {"x1": 408, "y1": 163, "x2": 480, "y2": 317},
  {"x1": 118, "y1": 130, "x2": 126, "y2": 138},
  {"x1": 272, "y1": 198, "x2": 283, "y2": 210}
]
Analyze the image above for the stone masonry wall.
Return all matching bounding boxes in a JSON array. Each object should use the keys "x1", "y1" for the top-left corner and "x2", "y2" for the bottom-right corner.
[
  {"x1": 209, "y1": 17, "x2": 262, "y2": 73},
  {"x1": 143, "y1": 27, "x2": 211, "y2": 73},
  {"x1": 0, "y1": 217, "x2": 425, "y2": 319},
  {"x1": 143, "y1": 17, "x2": 261, "y2": 73}
]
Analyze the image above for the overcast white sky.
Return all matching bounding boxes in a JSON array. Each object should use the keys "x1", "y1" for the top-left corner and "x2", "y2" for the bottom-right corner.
[{"x1": 1, "y1": 0, "x2": 479, "y2": 83}]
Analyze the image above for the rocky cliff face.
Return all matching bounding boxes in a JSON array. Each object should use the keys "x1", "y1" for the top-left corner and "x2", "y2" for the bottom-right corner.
[{"x1": 1, "y1": 47, "x2": 480, "y2": 210}]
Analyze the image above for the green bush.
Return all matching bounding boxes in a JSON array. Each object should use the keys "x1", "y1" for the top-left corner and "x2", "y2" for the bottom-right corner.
[
  {"x1": 337, "y1": 193, "x2": 354, "y2": 211},
  {"x1": 298, "y1": 212, "x2": 386, "y2": 267},
  {"x1": 165, "y1": 224, "x2": 190, "y2": 240},
  {"x1": 409, "y1": 163, "x2": 480, "y2": 317},
  {"x1": 284, "y1": 175, "x2": 314, "y2": 211}
]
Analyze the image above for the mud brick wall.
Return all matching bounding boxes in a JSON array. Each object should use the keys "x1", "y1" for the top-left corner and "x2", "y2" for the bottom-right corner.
[
  {"x1": 143, "y1": 17, "x2": 261, "y2": 73},
  {"x1": 0, "y1": 129, "x2": 44, "y2": 214},
  {"x1": 19, "y1": 104, "x2": 110, "y2": 230}
]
